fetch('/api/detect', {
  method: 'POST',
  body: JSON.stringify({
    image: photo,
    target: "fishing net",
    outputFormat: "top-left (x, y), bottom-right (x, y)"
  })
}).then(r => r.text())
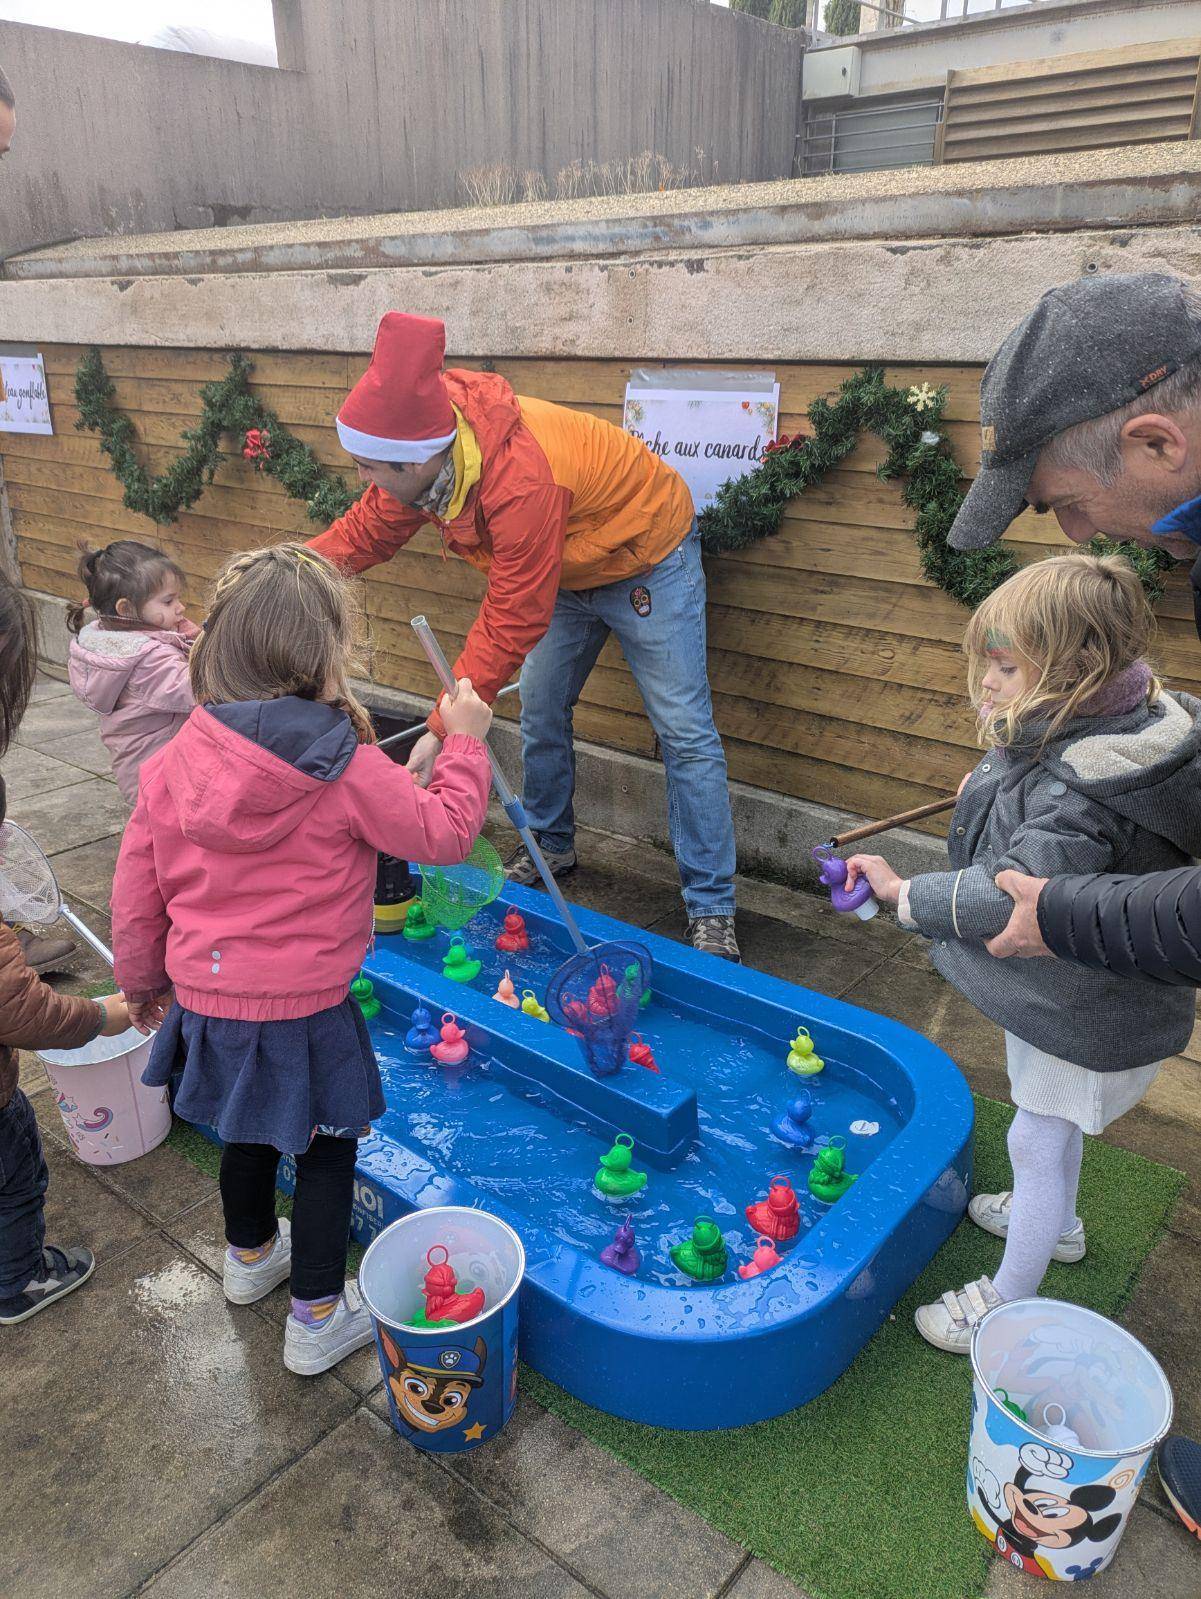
top-left (545, 940), bottom-right (652, 1078)
top-left (0, 820), bottom-right (62, 925)
top-left (418, 836), bottom-right (504, 932)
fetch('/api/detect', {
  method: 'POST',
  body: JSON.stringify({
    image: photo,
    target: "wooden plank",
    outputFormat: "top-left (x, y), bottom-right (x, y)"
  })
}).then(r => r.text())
top-left (945, 36), bottom-right (1201, 90)
top-left (943, 104), bottom-right (1194, 146)
top-left (949, 62), bottom-right (1199, 109)
top-left (721, 738), bottom-right (953, 833)
top-left (39, 346), bottom-right (351, 390)
top-left (7, 403), bottom-right (349, 470)
top-left (944, 124), bottom-right (1189, 162)
top-left (948, 79), bottom-right (1198, 125)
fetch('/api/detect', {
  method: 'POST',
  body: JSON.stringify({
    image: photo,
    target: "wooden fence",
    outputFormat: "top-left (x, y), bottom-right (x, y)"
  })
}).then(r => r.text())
top-left (7, 344), bottom-right (1201, 832)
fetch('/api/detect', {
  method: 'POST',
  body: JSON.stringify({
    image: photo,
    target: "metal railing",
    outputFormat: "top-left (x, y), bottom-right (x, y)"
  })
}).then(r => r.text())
top-left (797, 96), bottom-right (944, 176)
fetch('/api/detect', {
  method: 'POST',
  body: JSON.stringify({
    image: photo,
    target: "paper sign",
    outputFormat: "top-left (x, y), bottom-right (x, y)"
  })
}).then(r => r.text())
top-left (0, 355), bottom-right (53, 434)
top-left (623, 381), bottom-right (779, 511)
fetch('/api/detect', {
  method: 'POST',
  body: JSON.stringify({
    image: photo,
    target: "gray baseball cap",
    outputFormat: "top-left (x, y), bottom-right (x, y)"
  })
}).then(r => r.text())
top-left (949, 272), bottom-right (1201, 551)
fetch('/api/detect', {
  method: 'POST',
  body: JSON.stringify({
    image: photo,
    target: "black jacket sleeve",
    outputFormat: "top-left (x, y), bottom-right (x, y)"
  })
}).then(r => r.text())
top-left (1038, 866), bottom-right (1201, 986)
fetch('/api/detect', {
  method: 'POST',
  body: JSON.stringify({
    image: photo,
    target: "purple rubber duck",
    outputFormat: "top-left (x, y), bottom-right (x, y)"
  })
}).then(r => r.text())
top-left (812, 847), bottom-right (878, 921)
top-left (600, 1215), bottom-right (641, 1275)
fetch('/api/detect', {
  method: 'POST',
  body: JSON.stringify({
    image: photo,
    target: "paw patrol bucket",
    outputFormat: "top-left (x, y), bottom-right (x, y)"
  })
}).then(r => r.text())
top-left (360, 1206), bottom-right (524, 1455)
top-left (968, 1298), bottom-right (1172, 1581)
top-left (39, 1029), bottom-right (170, 1166)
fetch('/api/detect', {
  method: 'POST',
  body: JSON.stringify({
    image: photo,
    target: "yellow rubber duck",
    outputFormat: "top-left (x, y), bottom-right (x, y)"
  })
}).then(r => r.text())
top-left (787, 1026), bottom-right (824, 1076)
top-left (521, 989), bottom-right (550, 1022)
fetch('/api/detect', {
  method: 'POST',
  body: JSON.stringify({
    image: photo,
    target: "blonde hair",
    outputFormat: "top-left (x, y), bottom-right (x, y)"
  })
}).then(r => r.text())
top-left (965, 553), bottom-right (1159, 751)
top-left (190, 543), bottom-right (375, 744)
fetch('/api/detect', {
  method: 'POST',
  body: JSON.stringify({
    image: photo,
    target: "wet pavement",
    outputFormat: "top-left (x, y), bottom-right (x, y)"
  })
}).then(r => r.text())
top-left (4, 673), bottom-right (1199, 1599)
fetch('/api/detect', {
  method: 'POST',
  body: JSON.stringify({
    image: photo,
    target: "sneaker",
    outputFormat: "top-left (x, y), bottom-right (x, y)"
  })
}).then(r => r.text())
top-left (504, 844), bottom-right (577, 886)
top-left (0, 1245), bottom-right (95, 1325)
top-left (688, 916), bottom-right (741, 963)
top-left (223, 1217), bottom-right (292, 1305)
top-left (1158, 1435), bottom-right (1201, 1540)
top-left (14, 927), bottom-right (77, 974)
top-left (969, 1191), bottom-right (1087, 1262)
top-left (283, 1279), bottom-right (374, 1376)
top-left (914, 1275), bottom-right (1002, 1354)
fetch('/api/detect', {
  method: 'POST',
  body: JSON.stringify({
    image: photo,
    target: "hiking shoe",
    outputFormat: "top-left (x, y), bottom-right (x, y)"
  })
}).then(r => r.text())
top-left (1159, 1435), bottom-right (1201, 1540)
top-left (969, 1191), bottom-right (1087, 1262)
top-left (0, 1245), bottom-right (95, 1325)
top-left (14, 927), bottom-right (77, 974)
top-left (283, 1280), bottom-right (374, 1375)
top-left (504, 844), bottom-right (577, 886)
top-left (223, 1217), bottom-right (292, 1305)
top-left (688, 916), bottom-right (741, 963)
top-left (914, 1275), bottom-right (1002, 1354)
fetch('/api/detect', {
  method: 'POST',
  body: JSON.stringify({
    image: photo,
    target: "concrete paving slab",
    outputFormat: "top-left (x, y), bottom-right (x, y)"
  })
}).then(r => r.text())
top-left (68, 1117), bottom-right (224, 1225)
top-left (30, 672), bottom-right (73, 702)
top-left (7, 775), bottom-right (128, 854)
top-left (0, 740), bottom-right (92, 803)
top-left (724, 1558), bottom-right (815, 1599)
top-left (479, 816), bottom-right (682, 929)
top-left (15, 694), bottom-right (104, 750)
top-left (36, 724), bottom-right (115, 780)
top-left (46, 832), bottom-right (122, 914)
top-left (984, 1498), bottom-right (1200, 1596)
top-left (38, 1126), bottom-right (158, 1266)
top-left (141, 1406), bottom-right (594, 1599)
top-left (1, 1235), bottom-right (358, 1599)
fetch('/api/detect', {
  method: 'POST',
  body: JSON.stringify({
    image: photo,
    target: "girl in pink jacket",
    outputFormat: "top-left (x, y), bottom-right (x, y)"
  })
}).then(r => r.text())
top-left (68, 541), bottom-right (198, 805)
top-left (111, 544), bottom-right (492, 1376)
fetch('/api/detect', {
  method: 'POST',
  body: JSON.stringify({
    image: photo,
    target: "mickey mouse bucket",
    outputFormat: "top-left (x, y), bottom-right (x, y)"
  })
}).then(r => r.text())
top-left (968, 1299), bottom-right (1172, 1581)
top-left (359, 1206), bottom-right (524, 1455)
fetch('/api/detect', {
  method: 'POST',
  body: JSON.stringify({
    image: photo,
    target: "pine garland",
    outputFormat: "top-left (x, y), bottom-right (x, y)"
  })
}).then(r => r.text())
top-left (697, 364), bottom-right (1174, 608)
top-left (73, 347), bottom-right (362, 527)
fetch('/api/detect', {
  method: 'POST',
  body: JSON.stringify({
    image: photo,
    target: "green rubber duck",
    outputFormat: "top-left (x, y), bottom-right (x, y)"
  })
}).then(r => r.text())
top-left (787, 1026), bottom-right (824, 1076)
top-left (621, 961), bottom-right (653, 1011)
top-left (808, 1142), bottom-right (857, 1203)
top-left (350, 975), bottom-right (381, 1021)
top-left (670, 1216), bottom-right (728, 1282)
top-left (594, 1134), bottom-right (647, 1199)
top-left (442, 935), bottom-right (481, 984)
top-left (407, 1308), bottom-right (457, 1329)
top-left (402, 901), bottom-right (437, 942)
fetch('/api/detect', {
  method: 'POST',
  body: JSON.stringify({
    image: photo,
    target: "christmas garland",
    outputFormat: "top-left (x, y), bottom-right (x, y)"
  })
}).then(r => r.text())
top-left (73, 347), bottom-right (362, 526)
top-left (697, 364), bottom-right (1174, 607)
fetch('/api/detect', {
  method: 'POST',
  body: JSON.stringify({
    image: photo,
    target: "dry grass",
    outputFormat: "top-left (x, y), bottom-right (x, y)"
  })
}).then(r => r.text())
top-left (457, 148), bottom-right (718, 209)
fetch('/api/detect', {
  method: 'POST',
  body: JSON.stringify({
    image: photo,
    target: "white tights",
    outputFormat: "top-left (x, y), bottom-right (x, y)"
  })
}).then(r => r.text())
top-left (992, 1109), bottom-right (1084, 1302)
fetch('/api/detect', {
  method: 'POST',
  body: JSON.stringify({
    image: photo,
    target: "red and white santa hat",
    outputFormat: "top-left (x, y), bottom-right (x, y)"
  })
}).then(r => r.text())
top-left (336, 312), bottom-right (457, 463)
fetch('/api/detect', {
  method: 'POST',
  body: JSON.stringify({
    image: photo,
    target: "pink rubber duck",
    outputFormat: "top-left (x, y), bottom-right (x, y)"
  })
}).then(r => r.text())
top-left (493, 970), bottom-right (520, 1008)
top-left (495, 911), bottom-right (530, 953)
top-left (737, 1237), bottom-right (782, 1280)
top-left (430, 1013), bottom-right (469, 1065)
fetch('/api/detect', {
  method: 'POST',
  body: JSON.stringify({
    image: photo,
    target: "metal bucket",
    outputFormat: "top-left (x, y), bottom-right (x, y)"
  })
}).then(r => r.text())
top-left (38, 1028), bottom-right (170, 1166)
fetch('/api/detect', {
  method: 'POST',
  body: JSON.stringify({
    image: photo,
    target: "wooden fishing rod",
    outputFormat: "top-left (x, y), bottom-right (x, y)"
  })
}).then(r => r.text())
top-left (827, 795), bottom-right (958, 850)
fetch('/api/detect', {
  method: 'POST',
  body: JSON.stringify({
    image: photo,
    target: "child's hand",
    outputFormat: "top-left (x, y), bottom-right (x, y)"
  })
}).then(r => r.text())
top-left (844, 854), bottom-right (903, 905)
top-left (127, 989), bottom-right (174, 1035)
top-left (441, 677), bottom-right (493, 742)
top-left (96, 993), bottom-right (131, 1036)
top-left (957, 771), bottom-right (973, 797)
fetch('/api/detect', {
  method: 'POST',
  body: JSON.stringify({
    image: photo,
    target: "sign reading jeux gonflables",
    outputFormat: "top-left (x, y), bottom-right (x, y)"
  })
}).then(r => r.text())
top-left (0, 355), bottom-right (53, 435)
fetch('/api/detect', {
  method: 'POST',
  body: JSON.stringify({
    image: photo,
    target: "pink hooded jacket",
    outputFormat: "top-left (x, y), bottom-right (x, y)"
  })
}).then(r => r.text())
top-left (112, 698), bottom-right (491, 1020)
top-left (68, 620), bottom-right (198, 804)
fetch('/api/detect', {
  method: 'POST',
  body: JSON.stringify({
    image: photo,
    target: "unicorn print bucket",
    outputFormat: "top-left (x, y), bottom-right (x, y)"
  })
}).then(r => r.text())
top-left (38, 1029), bottom-right (170, 1165)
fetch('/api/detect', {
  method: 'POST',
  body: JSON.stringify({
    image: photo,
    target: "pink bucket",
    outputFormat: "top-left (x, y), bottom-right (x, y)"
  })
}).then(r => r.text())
top-left (38, 1029), bottom-right (170, 1165)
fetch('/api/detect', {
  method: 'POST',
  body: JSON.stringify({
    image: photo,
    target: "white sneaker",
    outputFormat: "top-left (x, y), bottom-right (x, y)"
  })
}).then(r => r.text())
top-left (223, 1217), bottom-right (292, 1305)
top-left (283, 1280), bottom-right (375, 1376)
top-left (914, 1276), bottom-right (1002, 1354)
top-left (968, 1191), bottom-right (1087, 1263)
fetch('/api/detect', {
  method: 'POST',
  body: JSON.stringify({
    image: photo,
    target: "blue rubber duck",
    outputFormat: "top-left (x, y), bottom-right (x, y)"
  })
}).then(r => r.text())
top-left (404, 1004), bottom-right (441, 1053)
top-left (772, 1091), bottom-right (815, 1151)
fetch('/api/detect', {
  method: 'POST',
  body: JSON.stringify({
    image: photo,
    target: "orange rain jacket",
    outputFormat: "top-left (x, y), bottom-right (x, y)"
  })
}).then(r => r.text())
top-left (308, 369), bottom-right (693, 738)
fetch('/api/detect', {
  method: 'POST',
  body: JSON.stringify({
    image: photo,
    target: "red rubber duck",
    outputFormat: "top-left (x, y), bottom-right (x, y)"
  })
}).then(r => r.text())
top-left (422, 1246), bottom-right (485, 1324)
top-left (745, 1174), bottom-right (801, 1241)
top-left (495, 911), bottom-right (530, 953)
top-left (628, 1034), bottom-right (660, 1073)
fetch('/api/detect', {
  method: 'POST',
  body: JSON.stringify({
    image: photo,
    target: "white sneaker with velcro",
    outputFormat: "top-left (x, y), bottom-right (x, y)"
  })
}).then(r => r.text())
top-left (223, 1217), bottom-right (292, 1305)
top-left (968, 1191), bottom-right (1087, 1263)
top-left (914, 1275), bottom-right (1003, 1354)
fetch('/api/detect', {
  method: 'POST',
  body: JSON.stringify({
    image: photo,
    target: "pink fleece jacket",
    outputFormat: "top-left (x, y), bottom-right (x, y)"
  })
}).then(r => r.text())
top-left (111, 703), bottom-right (491, 1019)
top-left (68, 620), bottom-right (198, 804)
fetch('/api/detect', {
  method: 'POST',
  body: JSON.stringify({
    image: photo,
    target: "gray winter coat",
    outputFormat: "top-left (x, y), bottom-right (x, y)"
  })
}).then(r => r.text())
top-left (906, 691), bottom-right (1201, 1071)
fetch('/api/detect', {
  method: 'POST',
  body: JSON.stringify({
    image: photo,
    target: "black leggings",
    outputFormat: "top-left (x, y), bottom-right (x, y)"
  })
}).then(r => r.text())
top-left (220, 1136), bottom-right (357, 1300)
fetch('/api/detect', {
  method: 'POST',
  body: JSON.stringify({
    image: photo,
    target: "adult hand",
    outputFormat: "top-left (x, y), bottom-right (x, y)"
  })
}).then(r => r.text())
top-left (985, 871), bottom-right (1051, 959)
top-left (127, 989), bottom-right (174, 1036)
top-left (406, 730), bottom-right (443, 789)
top-left (844, 853), bottom-right (903, 906)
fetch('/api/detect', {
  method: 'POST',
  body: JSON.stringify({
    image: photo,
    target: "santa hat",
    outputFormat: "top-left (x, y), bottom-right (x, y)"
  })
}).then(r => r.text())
top-left (336, 312), bottom-right (457, 463)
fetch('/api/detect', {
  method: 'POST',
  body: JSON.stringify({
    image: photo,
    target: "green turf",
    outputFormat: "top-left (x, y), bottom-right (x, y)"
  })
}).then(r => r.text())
top-left (166, 1100), bottom-right (1183, 1599)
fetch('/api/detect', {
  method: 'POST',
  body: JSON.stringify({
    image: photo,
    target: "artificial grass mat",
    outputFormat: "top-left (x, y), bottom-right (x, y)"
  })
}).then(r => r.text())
top-left (167, 1099), bottom-right (1183, 1599)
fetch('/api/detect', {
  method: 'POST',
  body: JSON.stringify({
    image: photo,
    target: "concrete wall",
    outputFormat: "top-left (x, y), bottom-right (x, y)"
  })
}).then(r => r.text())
top-left (0, 0), bottom-right (804, 260)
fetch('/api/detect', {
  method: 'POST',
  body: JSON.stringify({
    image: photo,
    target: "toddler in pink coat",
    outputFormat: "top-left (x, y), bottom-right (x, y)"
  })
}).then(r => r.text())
top-left (68, 541), bottom-right (197, 804)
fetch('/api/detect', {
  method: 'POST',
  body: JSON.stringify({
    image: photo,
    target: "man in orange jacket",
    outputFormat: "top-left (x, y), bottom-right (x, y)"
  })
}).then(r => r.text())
top-left (309, 313), bottom-right (738, 959)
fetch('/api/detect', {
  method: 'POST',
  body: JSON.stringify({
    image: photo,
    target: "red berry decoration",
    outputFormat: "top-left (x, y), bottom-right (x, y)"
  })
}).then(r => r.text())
top-left (242, 427), bottom-right (271, 468)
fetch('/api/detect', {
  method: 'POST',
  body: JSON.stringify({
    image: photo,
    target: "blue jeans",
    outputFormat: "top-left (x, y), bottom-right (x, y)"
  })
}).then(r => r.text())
top-left (519, 523), bottom-right (736, 919)
top-left (0, 1089), bottom-right (48, 1297)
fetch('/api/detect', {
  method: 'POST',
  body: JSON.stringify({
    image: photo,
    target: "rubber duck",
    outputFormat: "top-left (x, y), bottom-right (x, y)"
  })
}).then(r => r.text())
top-left (808, 1142), bottom-right (857, 1204)
top-left (430, 1013), bottom-right (470, 1066)
top-left (599, 1215), bottom-right (641, 1275)
top-left (670, 1216), bottom-right (727, 1282)
top-left (738, 1237), bottom-right (782, 1280)
top-left (404, 1004), bottom-right (441, 1053)
top-left (495, 910), bottom-right (530, 953)
top-left (493, 970), bottom-right (520, 1008)
top-left (350, 974), bottom-right (381, 1021)
top-left (588, 969), bottom-right (619, 1018)
top-left (415, 1245), bottom-right (485, 1325)
top-left (786, 1027), bottom-right (824, 1077)
top-left (620, 961), bottom-right (652, 1012)
top-left (521, 989), bottom-right (550, 1022)
top-left (402, 901), bottom-right (438, 942)
top-left (628, 1034), bottom-right (660, 1073)
top-left (772, 1091), bottom-right (814, 1150)
top-left (812, 846), bottom-right (878, 921)
top-left (745, 1174), bottom-right (801, 1241)
top-left (594, 1134), bottom-right (647, 1199)
top-left (442, 935), bottom-right (481, 984)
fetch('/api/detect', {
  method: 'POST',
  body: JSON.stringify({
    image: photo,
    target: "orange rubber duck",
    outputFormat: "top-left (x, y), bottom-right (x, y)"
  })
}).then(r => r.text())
top-left (493, 970), bottom-right (520, 1008)
top-left (745, 1174), bottom-right (801, 1241)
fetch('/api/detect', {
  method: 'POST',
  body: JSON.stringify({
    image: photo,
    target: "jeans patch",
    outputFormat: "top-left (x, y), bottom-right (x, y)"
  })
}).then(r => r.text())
top-left (629, 584), bottom-right (651, 618)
